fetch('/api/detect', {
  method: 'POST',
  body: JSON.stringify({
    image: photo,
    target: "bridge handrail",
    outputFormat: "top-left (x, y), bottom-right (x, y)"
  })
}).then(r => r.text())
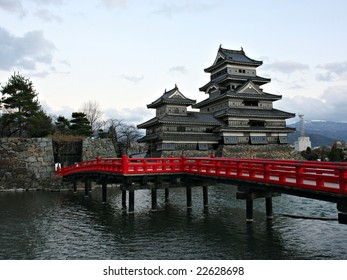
top-left (56, 155), bottom-right (347, 195)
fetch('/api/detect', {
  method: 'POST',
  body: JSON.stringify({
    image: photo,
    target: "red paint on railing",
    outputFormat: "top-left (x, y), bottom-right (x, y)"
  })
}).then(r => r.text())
top-left (56, 155), bottom-right (347, 196)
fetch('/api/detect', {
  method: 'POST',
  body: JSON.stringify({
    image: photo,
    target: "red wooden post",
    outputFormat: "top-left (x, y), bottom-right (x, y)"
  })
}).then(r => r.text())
top-left (339, 166), bottom-right (347, 195)
top-left (122, 155), bottom-right (128, 174)
top-left (180, 153), bottom-right (186, 172)
top-left (296, 164), bottom-right (304, 187)
top-left (215, 158), bottom-right (221, 175)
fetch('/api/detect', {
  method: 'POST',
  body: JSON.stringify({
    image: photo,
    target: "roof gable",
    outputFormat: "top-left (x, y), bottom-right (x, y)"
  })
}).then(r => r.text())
top-left (237, 81), bottom-right (263, 95)
top-left (147, 85), bottom-right (196, 108)
top-left (168, 89), bottom-right (186, 100)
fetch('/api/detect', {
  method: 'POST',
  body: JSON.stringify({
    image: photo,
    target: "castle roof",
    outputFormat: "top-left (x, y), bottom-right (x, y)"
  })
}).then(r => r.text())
top-left (199, 74), bottom-right (270, 91)
top-left (214, 108), bottom-right (295, 119)
top-left (147, 85), bottom-right (196, 108)
top-left (204, 46), bottom-right (263, 73)
top-left (137, 111), bottom-right (222, 129)
top-left (138, 132), bottom-right (221, 143)
top-left (194, 80), bottom-right (282, 109)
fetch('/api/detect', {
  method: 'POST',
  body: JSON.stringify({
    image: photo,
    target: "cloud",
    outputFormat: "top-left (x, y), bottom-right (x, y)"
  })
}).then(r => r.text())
top-left (104, 106), bottom-right (154, 125)
top-left (169, 66), bottom-right (188, 74)
top-left (0, 0), bottom-right (24, 14)
top-left (31, 0), bottom-right (64, 4)
top-left (316, 62), bottom-right (347, 81)
top-left (0, 26), bottom-right (56, 71)
top-left (34, 9), bottom-right (62, 23)
top-left (0, 0), bottom-right (63, 15)
top-left (121, 75), bottom-right (144, 83)
top-left (153, 0), bottom-right (223, 17)
top-left (263, 61), bottom-right (309, 74)
top-left (99, 0), bottom-right (128, 9)
top-left (59, 60), bottom-right (71, 67)
top-left (40, 100), bottom-right (74, 119)
top-left (278, 85), bottom-right (347, 122)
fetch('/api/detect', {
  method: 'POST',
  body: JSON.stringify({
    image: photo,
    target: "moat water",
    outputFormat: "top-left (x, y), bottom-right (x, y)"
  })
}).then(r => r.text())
top-left (0, 185), bottom-right (346, 260)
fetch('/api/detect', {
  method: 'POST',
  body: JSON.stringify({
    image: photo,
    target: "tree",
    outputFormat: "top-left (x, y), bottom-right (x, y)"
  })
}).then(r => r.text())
top-left (69, 112), bottom-right (92, 136)
top-left (26, 110), bottom-right (53, 137)
top-left (118, 124), bottom-right (142, 155)
top-left (300, 147), bottom-right (319, 161)
top-left (0, 73), bottom-right (52, 137)
top-left (54, 115), bottom-right (70, 135)
top-left (328, 143), bottom-right (344, 162)
top-left (80, 100), bottom-right (103, 133)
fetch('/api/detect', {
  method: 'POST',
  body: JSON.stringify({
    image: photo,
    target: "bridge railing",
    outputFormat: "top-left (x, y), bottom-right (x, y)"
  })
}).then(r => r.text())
top-left (124, 156), bottom-right (182, 174)
top-left (57, 155), bottom-right (347, 195)
top-left (56, 156), bottom-right (123, 176)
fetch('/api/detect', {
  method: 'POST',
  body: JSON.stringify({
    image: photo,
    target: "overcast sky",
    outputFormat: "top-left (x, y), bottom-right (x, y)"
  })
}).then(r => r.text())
top-left (1, 0), bottom-right (347, 124)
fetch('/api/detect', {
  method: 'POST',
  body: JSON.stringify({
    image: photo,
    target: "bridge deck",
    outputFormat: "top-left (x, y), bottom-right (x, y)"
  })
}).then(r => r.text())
top-left (57, 155), bottom-right (347, 197)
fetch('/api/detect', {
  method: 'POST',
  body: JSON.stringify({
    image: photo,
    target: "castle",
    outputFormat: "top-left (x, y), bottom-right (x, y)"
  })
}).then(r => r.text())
top-left (137, 46), bottom-right (296, 158)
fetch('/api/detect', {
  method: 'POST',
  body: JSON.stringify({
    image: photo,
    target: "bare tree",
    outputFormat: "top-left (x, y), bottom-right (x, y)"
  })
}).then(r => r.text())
top-left (80, 100), bottom-right (103, 133)
top-left (118, 124), bottom-right (142, 155)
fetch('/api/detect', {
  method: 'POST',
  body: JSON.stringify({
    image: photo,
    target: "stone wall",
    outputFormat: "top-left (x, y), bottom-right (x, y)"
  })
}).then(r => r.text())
top-left (0, 137), bottom-right (119, 191)
top-left (82, 138), bottom-right (118, 160)
top-left (218, 144), bottom-right (304, 160)
top-left (0, 138), bottom-right (61, 191)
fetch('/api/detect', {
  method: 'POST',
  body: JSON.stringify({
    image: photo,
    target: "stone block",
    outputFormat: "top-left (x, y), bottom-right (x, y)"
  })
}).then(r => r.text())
top-left (27, 156), bottom-right (37, 163)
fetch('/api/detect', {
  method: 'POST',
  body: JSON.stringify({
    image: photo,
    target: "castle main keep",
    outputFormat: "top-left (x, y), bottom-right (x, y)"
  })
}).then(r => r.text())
top-left (137, 46), bottom-right (296, 158)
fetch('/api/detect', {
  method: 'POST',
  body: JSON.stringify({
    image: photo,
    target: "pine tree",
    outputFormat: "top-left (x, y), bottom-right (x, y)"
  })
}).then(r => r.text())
top-left (69, 112), bottom-right (92, 137)
top-left (0, 73), bottom-right (52, 137)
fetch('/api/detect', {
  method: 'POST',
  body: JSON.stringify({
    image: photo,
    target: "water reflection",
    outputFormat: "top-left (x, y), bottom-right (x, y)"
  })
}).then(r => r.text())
top-left (0, 185), bottom-right (346, 260)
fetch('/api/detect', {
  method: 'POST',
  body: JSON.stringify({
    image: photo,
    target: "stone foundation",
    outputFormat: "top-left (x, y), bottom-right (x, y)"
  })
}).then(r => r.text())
top-left (218, 144), bottom-right (304, 160)
top-left (82, 138), bottom-right (118, 160)
top-left (149, 144), bottom-right (303, 160)
top-left (0, 138), bottom-right (62, 191)
top-left (0, 137), bottom-right (119, 191)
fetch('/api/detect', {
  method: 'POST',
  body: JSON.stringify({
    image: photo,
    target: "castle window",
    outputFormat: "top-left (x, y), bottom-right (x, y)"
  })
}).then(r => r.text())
top-left (250, 136), bottom-right (268, 144)
top-left (243, 100), bottom-right (258, 107)
top-left (249, 120), bottom-right (265, 127)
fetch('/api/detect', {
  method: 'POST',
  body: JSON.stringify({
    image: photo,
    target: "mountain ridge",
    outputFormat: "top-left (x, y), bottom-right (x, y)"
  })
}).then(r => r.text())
top-left (288, 120), bottom-right (347, 147)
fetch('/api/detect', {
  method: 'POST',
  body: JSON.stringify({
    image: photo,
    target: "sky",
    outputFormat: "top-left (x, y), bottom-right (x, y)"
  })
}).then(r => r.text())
top-left (1, 0), bottom-right (347, 125)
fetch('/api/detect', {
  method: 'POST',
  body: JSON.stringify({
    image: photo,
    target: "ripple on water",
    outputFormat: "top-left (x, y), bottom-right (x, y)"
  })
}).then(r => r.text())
top-left (0, 187), bottom-right (347, 260)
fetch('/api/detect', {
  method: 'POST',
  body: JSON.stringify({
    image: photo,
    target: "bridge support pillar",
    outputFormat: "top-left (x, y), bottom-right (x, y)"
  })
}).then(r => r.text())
top-left (266, 197), bottom-right (273, 219)
top-left (337, 200), bottom-right (347, 224)
top-left (186, 186), bottom-right (192, 209)
top-left (122, 190), bottom-right (127, 210)
top-left (203, 186), bottom-right (208, 209)
top-left (102, 182), bottom-right (107, 203)
top-left (246, 196), bottom-right (253, 223)
top-left (151, 188), bottom-right (157, 211)
top-left (73, 181), bottom-right (77, 193)
top-left (88, 180), bottom-right (92, 193)
top-left (84, 181), bottom-right (89, 197)
top-left (237, 186), bottom-right (280, 223)
top-left (129, 190), bottom-right (135, 214)
top-left (165, 188), bottom-right (169, 203)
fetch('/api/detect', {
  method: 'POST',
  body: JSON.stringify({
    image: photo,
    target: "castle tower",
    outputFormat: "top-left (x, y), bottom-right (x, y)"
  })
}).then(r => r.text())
top-left (193, 45), bottom-right (295, 146)
top-left (137, 85), bottom-right (221, 157)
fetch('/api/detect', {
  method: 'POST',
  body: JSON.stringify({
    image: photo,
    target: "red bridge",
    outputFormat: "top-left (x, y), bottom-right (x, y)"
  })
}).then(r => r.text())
top-left (57, 155), bottom-right (347, 224)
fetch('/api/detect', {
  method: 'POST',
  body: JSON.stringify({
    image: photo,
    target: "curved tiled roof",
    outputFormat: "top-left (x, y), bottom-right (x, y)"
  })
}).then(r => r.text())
top-left (137, 112), bottom-right (223, 128)
top-left (204, 46), bottom-right (263, 73)
top-left (193, 91), bottom-right (282, 108)
top-left (147, 85), bottom-right (196, 108)
top-left (199, 74), bottom-right (270, 91)
top-left (214, 108), bottom-right (295, 119)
